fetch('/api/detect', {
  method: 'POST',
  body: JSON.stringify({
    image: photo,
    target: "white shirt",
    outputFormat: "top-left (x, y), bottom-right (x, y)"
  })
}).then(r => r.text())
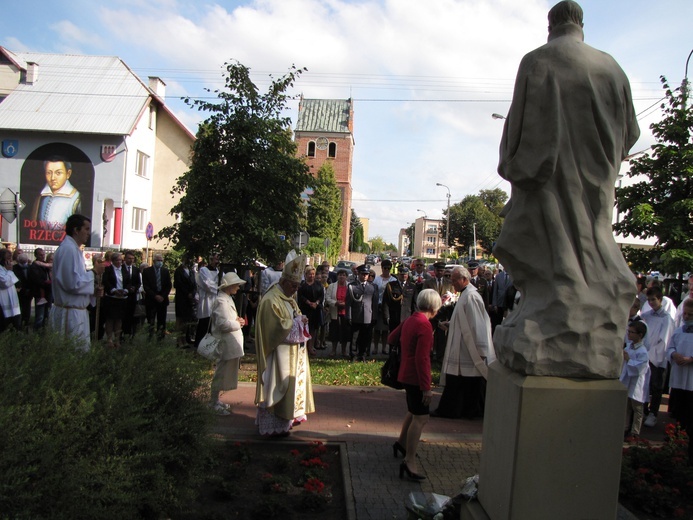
top-left (196, 267), bottom-right (219, 319)
top-left (440, 284), bottom-right (495, 380)
top-left (641, 308), bottom-right (675, 368)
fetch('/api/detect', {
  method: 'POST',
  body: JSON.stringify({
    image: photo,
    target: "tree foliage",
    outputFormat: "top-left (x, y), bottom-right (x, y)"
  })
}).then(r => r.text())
top-left (306, 162), bottom-right (342, 261)
top-left (614, 77), bottom-right (693, 276)
top-left (159, 62), bottom-right (311, 262)
top-left (447, 188), bottom-right (508, 255)
top-left (349, 209), bottom-right (364, 253)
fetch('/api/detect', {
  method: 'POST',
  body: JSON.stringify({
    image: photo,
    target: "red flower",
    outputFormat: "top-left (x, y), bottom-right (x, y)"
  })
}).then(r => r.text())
top-left (262, 472), bottom-right (273, 479)
top-left (304, 477), bottom-right (325, 494)
top-left (636, 468), bottom-right (650, 475)
top-left (290, 449), bottom-right (300, 456)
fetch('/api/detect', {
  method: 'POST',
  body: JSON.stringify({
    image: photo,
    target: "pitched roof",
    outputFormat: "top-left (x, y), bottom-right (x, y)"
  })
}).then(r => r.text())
top-left (0, 47), bottom-right (153, 136)
top-left (295, 98), bottom-right (351, 134)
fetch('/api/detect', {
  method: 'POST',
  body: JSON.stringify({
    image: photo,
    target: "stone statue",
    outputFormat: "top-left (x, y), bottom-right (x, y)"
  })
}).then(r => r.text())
top-left (492, 0), bottom-right (640, 379)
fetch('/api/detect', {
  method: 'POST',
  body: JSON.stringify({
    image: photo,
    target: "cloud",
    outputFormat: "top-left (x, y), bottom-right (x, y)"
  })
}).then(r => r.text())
top-left (49, 20), bottom-right (107, 53)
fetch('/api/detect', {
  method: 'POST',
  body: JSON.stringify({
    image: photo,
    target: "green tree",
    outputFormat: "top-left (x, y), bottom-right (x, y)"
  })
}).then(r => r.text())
top-left (349, 209), bottom-right (364, 252)
top-left (306, 162), bottom-right (342, 261)
top-left (614, 77), bottom-right (693, 276)
top-left (370, 236), bottom-right (386, 254)
top-left (159, 62), bottom-right (311, 262)
top-left (405, 222), bottom-right (415, 255)
top-left (448, 189), bottom-right (507, 256)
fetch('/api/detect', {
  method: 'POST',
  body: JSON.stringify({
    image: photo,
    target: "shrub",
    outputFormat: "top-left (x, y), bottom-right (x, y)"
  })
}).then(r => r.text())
top-left (0, 330), bottom-right (214, 519)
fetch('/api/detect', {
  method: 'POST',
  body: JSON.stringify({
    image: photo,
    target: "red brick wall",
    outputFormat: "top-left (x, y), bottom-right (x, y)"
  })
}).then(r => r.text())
top-left (295, 132), bottom-right (353, 257)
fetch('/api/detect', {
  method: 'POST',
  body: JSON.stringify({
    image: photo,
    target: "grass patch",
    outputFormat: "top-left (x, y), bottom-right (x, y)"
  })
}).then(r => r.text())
top-left (238, 354), bottom-right (441, 387)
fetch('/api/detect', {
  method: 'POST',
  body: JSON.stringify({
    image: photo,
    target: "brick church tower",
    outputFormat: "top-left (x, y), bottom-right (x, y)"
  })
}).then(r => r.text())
top-left (294, 97), bottom-right (353, 258)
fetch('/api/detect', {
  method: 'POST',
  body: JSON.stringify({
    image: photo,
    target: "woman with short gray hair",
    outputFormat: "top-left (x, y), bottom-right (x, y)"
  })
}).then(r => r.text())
top-left (389, 288), bottom-right (442, 480)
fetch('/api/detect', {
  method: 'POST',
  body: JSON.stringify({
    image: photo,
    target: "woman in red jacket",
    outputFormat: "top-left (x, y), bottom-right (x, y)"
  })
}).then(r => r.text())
top-left (389, 288), bottom-right (442, 481)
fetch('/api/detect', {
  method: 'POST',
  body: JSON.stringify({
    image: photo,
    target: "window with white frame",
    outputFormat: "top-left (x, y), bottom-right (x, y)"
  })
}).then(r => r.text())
top-left (426, 225), bottom-right (438, 234)
top-left (307, 141), bottom-right (316, 157)
top-left (427, 236), bottom-right (436, 243)
top-left (426, 248), bottom-right (435, 255)
top-left (136, 151), bottom-right (150, 178)
top-left (132, 207), bottom-right (147, 232)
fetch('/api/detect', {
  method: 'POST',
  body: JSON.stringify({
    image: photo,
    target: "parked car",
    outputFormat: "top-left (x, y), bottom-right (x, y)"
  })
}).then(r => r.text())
top-left (335, 260), bottom-right (357, 271)
top-left (365, 254), bottom-right (378, 265)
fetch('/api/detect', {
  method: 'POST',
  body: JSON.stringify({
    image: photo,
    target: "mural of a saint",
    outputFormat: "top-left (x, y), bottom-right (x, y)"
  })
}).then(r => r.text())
top-left (31, 155), bottom-right (82, 229)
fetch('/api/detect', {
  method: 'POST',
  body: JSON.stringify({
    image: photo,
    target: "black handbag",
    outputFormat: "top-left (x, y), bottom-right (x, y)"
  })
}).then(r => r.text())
top-left (380, 336), bottom-right (404, 390)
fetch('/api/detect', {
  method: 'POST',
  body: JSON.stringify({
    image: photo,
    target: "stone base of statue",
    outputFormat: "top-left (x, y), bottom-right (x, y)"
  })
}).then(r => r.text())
top-left (461, 362), bottom-right (626, 520)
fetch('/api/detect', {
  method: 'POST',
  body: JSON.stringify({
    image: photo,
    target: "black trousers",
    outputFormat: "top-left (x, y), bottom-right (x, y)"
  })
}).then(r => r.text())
top-left (435, 374), bottom-right (486, 419)
top-left (146, 300), bottom-right (168, 339)
top-left (351, 322), bottom-right (373, 358)
top-left (195, 317), bottom-right (211, 348)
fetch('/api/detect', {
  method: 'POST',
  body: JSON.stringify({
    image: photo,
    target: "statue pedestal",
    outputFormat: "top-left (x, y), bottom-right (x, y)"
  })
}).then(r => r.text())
top-left (462, 362), bottom-right (626, 520)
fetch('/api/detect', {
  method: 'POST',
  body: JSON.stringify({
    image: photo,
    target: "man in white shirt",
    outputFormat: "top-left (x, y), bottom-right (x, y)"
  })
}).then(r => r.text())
top-left (49, 214), bottom-right (104, 351)
top-left (194, 253), bottom-right (221, 348)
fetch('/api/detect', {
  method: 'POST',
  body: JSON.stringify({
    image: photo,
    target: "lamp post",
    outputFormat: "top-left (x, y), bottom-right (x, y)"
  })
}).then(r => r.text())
top-left (435, 182), bottom-right (451, 259)
top-left (491, 113), bottom-right (507, 120)
top-left (683, 48), bottom-right (693, 109)
top-left (473, 222), bottom-right (477, 260)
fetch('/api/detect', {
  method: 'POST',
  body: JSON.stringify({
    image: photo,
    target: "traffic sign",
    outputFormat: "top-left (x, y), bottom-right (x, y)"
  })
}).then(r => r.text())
top-left (145, 222), bottom-right (154, 241)
top-left (0, 188), bottom-right (25, 223)
top-left (293, 231), bottom-right (309, 249)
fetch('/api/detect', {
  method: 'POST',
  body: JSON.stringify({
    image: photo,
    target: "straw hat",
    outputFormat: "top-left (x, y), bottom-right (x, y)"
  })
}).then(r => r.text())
top-left (218, 272), bottom-right (246, 290)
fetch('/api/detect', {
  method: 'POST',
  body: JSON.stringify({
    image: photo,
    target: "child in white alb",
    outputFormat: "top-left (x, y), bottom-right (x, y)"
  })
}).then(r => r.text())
top-left (620, 320), bottom-right (650, 438)
top-left (666, 299), bottom-right (693, 463)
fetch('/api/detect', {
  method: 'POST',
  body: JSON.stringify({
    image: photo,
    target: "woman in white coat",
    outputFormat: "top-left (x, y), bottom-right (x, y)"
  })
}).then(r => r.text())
top-left (210, 272), bottom-right (246, 415)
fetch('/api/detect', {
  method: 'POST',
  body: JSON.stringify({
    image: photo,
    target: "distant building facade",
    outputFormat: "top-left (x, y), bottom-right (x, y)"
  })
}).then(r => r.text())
top-left (412, 216), bottom-right (446, 259)
top-left (0, 47), bottom-right (194, 253)
top-left (293, 98), bottom-right (354, 257)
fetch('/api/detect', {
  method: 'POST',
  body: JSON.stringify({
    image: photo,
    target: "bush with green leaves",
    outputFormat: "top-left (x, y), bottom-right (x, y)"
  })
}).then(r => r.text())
top-left (0, 330), bottom-right (214, 520)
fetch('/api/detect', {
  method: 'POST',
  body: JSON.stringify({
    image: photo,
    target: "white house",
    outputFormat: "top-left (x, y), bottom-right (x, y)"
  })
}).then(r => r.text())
top-left (0, 47), bottom-right (194, 253)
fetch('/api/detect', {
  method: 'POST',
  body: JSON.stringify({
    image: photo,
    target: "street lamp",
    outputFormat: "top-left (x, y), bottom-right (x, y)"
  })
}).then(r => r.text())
top-left (683, 48), bottom-right (693, 109)
top-left (435, 183), bottom-right (451, 257)
top-left (416, 209), bottom-right (427, 219)
top-left (491, 113), bottom-right (506, 120)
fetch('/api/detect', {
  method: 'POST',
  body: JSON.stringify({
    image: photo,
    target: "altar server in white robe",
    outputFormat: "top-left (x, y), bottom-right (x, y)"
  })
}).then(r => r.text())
top-left (49, 214), bottom-right (104, 351)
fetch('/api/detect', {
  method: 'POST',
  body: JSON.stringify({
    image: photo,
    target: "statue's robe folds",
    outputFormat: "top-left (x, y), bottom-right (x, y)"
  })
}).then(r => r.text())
top-left (493, 24), bottom-right (640, 379)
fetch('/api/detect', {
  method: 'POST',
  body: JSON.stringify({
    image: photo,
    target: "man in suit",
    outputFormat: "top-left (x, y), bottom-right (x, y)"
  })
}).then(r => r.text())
top-left (467, 261), bottom-right (489, 309)
top-left (424, 262), bottom-right (454, 361)
top-left (142, 253), bottom-right (172, 340)
top-left (490, 266), bottom-right (514, 333)
top-left (13, 252), bottom-right (33, 331)
top-left (121, 250), bottom-right (142, 340)
top-left (174, 253), bottom-right (197, 347)
top-left (29, 248), bottom-right (52, 331)
top-left (345, 264), bottom-right (379, 361)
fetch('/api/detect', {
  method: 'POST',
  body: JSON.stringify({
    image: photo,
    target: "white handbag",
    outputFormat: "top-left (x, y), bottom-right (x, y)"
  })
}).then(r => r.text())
top-left (197, 313), bottom-right (220, 361)
top-left (197, 333), bottom-right (220, 360)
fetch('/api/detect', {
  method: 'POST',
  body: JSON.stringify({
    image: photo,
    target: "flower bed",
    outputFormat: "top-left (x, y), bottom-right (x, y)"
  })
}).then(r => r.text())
top-left (620, 423), bottom-right (693, 519)
top-left (173, 440), bottom-right (347, 519)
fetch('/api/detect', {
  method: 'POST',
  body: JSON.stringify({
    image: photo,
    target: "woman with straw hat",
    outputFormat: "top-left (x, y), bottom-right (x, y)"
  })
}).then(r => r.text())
top-left (209, 271), bottom-right (246, 415)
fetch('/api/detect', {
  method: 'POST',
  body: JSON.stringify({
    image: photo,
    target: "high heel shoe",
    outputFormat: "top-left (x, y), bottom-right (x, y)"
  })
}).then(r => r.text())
top-left (399, 461), bottom-right (426, 481)
top-left (392, 441), bottom-right (406, 458)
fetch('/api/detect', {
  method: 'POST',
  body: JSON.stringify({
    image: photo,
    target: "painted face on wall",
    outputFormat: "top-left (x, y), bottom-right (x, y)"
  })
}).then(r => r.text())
top-left (45, 161), bottom-right (72, 193)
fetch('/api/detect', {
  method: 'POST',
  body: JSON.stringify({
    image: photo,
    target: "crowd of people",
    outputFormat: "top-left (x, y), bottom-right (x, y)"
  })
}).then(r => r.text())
top-left (621, 273), bottom-right (693, 457)
top-left (3, 212), bottom-right (692, 467)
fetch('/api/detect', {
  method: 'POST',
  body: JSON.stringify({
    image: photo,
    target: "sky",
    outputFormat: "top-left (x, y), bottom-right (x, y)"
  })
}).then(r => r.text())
top-left (1, 0), bottom-right (691, 246)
